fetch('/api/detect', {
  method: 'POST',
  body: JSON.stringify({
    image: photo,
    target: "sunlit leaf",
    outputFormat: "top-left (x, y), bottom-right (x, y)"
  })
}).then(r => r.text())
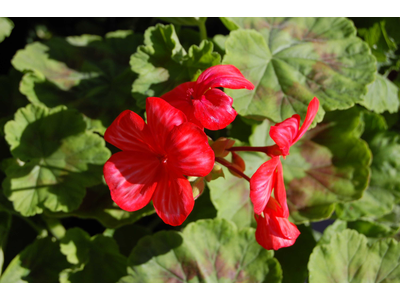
top-left (308, 229), bottom-right (400, 282)
top-left (2, 104), bottom-right (111, 216)
top-left (121, 218), bottom-right (282, 283)
top-left (222, 17), bottom-right (376, 123)
top-left (0, 211), bottom-right (11, 276)
top-left (0, 18), bottom-right (14, 43)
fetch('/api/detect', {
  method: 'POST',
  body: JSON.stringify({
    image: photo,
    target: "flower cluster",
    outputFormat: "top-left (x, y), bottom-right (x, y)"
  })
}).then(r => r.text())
top-left (103, 64), bottom-right (319, 251)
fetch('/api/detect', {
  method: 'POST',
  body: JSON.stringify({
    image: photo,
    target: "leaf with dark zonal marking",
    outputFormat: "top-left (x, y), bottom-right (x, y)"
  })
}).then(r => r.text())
top-left (120, 218), bottom-right (282, 283)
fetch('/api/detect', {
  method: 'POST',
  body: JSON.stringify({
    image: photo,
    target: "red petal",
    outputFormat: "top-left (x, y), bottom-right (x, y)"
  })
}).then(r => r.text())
top-left (152, 171), bottom-right (194, 226)
top-left (255, 203), bottom-right (300, 250)
top-left (192, 89), bottom-right (237, 130)
top-left (293, 97), bottom-right (320, 144)
top-left (160, 82), bottom-right (203, 128)
top-left (103, 151), bottom-right (160, 211)
top-left (250, 156), bottom-right (280, 215)
top-left (166, 122), bottom-right (214, 177)
top-left (146, 97), bottom-right (187, 150)
top-left (193, 65), bottom-right (254, 97)
top-left (269, 115), bottom-right (300, 157)
top-left (104, 110), bottom-right (155, 153)
top-left (274, 161), bottom-right (289, 218)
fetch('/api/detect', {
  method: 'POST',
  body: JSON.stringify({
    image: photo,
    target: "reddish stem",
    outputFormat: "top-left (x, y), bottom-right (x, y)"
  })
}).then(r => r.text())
top-left (215, 157), bottom-right (251, 182)
top-left (227, 145), bottom-right (282, 157)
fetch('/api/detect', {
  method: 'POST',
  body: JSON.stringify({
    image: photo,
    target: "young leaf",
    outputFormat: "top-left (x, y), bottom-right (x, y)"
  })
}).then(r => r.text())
top-left (308, 229), bottom-right (400, 282)
top-left (121, 218), bottom-right (282, 283)
top-left (130, 24), bottom-right (220, 107)
top-left (222, 18), bottom-right (376, 123)
top-left (0, 18), bottom-right (14, 43)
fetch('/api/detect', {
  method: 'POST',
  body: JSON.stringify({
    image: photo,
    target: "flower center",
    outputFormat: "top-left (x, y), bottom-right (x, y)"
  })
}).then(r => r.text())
top-left (157, 154), bottom-right (168, 164)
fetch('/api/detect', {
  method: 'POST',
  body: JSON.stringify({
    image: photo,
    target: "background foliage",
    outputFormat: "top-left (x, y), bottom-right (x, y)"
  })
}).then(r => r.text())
top-left (0, 17), bottom-right (400, 283)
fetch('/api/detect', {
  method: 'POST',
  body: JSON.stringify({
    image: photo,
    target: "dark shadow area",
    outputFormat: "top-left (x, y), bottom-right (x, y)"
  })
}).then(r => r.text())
top-left (61, 217), bottom-right (105, 237)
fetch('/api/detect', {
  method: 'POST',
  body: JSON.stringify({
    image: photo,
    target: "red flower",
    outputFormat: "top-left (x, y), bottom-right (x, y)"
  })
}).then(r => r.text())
top-left (255, 197), bottom-right (300, 251)
top-left (250, 156), bottom-right (287, 216)
top-left (250, 156), bottom-right (300, 250)
top-left (161, 65), bottom-right (254, 130)
top-left (269, 97), bottom-right (319, 157)
top-left (103, 97), bottom-right (215, 226)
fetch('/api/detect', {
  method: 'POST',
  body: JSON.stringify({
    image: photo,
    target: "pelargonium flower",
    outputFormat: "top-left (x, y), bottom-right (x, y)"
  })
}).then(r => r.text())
top-left (255, 197), bottom-right (300, 250)
top-left (250, 156), bottom-right (300, 250)
top-left (250, 156), bottom-right (287, 215)
top-left (103, 97), bottom-right (214, 226)
top-left (269, 97), bottom-right (319, 157)
top-left (161, 65), bottom-right (254, 130)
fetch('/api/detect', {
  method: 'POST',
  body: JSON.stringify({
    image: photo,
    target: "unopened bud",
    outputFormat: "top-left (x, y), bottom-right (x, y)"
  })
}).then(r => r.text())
top-left (210, 137), bottom-right (236, 158)
top-left (228, 152), bottom-right (246, 178)
top-left (205, 163), bottom-right (225, 182)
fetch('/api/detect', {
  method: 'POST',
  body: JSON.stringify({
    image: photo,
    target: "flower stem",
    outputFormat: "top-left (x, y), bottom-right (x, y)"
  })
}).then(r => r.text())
top-left (198, 22), bottom-right (207, 41)
top-left (227, 145), bottom-right (282, 157)
top-left (215, 157), bottom-right (251, 182)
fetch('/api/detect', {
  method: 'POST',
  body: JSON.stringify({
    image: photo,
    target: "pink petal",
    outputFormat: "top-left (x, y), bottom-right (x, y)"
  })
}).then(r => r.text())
top-left (152, 170), bottom-right (194, 226)
top-left (165, 122), bottom-right (214, 177)
top-left (103, 151), bottom-right (161, 211)
top-left (104, 110), bottom-right (155, 153)
top-left (293, 97), bottom-right (320, 144)
top-left (192, 89), bottom-right (237, 130)
top-left (193, 65), bottom-right (254, 97)
top-left (274, 161), bottom-right (289, 218)
top-left (255, 201), bottom-right (300, 250)
top-left (269, 115), bottom-right (300, 157)
top-left (146, 97), bottom-right (188, 149)
top-left (250, 156), bottom-right (280, 215)
top-left (160, 82), bottom-right (203, 128)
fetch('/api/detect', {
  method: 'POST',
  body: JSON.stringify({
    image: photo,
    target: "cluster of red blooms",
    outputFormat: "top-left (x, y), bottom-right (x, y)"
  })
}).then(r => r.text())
top-left (103, 65), bottom-right (319, 250)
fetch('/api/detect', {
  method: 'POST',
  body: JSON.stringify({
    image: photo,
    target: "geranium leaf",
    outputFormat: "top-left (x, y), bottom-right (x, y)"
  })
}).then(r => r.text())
top-left (280, 107), bottom-right (371, 223)
top-left (121, 218), bottom-right (282, 283)
top-left (0, 211), bottom-right (11, 276)
top-left (337, 130), bottom-right (400, 221)
top-left (130, 24), bottom-right (220, 108)
top-left (359, 73), bottom-right (400, 113)
top-left (207, 152), bottom-right (264, 229)
top-left (0, 18), bottom-right (14, 43)
top-left (11, 30), bottom-right (142, 127)
top-left (158, 17), bottom-right (207, 27)
top-left (59, 228), bottom-right (126, 283)
top-left (45, 184), bottom-right (155, 229)
top-left (0, 237), bottom-right (69, 283)
top-left (274, 224), bottom-right (316, 283)
top-left (2, 104), bottom-right (111, 216)
top-left (308, 229), bottom-right (400, 282)
top-left (222, 18), bottom-right (376, 123)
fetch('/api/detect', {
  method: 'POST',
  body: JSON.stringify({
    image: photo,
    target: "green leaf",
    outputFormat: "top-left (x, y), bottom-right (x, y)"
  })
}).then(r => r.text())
top-left (130, 24), bottom-right (220, 108)
top-left (337, 131), bottom-right (400, 221)
top-left (274, 224), bottom-right (316, 283)
top-left (0, 237), bottom-right (69, 283)
top-left (0, 211), bottom-right (11, 276)
top-left (158, 17), bottom-right (207, 27)
top-left (0, 18), bottom-right (14, 43)
top-left (308, 229), bottom-right (400, 282)
top-left (59, 228), bottom-right (126, 283)
top-left (11, 30), bottom-right (142, 127)
top-left (281, 107), bottom-right (371, 223)
top-left (359, 73), bottom-right (400, 114)
top-left (207, 152), bottom-right (264, 229)
top-left (317, 219), bottom-right (347, 245)
top-left (121, 218), bottom-right (282, 283)
top-left (45, 184), bottom-right (155, 229)
top-left (2, 104), bottom-right (111, 216)
top-left (222, 18), bottom-right (376, 123)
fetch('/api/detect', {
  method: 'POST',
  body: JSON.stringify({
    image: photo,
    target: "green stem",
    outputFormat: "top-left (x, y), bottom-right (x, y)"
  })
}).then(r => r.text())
top-left (42, 216), bottom-right (66, 240)
top-left (198, 22), bottom-right (207, 41)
